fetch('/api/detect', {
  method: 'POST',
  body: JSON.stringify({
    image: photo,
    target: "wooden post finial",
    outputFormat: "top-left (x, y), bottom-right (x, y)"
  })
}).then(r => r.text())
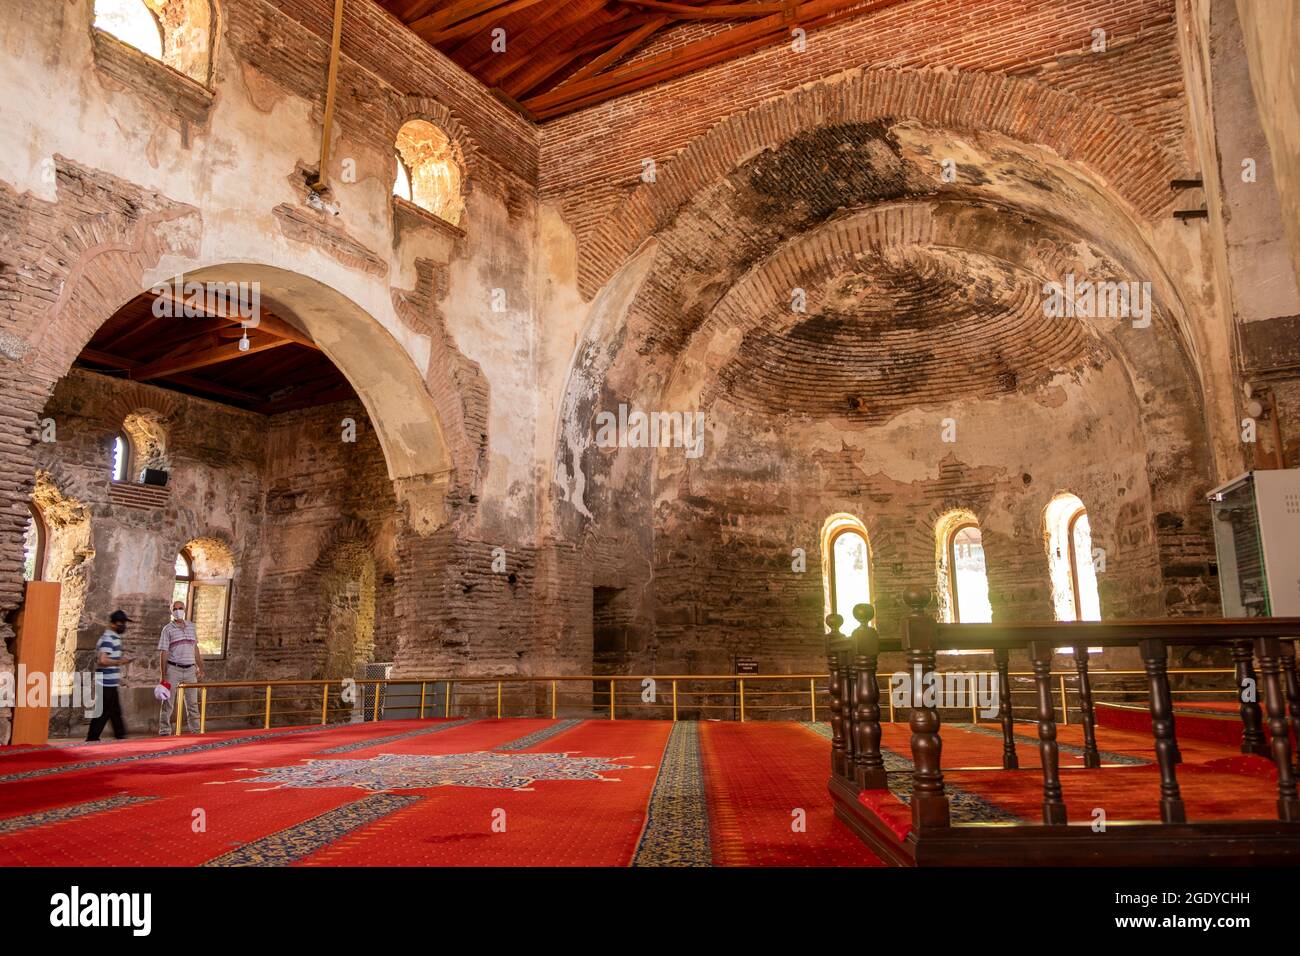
top-left (903, 586), bottom-right (933, 614)
top-left (826, 612), bottom-right (844, 635)
top-left (852, 603), bottom-right (875, 626)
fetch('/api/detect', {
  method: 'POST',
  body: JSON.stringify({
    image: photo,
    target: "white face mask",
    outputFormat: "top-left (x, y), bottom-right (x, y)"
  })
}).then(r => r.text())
top-left (172, 608), bottom-right (185, 621)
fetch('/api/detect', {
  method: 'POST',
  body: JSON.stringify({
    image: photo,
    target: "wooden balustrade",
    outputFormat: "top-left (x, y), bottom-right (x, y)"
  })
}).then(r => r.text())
top-left (826, 588), bottom-right (1300, 865)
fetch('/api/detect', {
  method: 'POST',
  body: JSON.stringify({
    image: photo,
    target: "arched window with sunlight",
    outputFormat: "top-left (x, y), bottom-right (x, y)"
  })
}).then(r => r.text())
top-left (1045, 493), bottom-right (1101, 622)
top-left (936, 514), bottom-right (992, 624)
top-left (822, 514), bottom-right (872, 634)
top-left (23, 503), bottom-right (46, 583)
top-left (392, 120), bottom-right (465, 225)
top-left (94, 0), bottom-right (164, 61)
top-left (111, 433), bottom-right (130, 482)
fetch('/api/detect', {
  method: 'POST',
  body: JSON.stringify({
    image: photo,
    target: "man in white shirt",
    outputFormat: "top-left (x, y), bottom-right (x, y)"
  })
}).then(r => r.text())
top-left (158, 599), bottom-right (204, 735)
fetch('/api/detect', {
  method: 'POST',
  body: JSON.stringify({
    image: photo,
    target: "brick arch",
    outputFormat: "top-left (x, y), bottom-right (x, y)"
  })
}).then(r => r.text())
top-left (577, 67), bottom-right (1182, 298)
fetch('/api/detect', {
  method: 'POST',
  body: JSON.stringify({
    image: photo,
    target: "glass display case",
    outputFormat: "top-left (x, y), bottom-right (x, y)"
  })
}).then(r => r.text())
top-left (1207, 470), bottom-right (1300, 617)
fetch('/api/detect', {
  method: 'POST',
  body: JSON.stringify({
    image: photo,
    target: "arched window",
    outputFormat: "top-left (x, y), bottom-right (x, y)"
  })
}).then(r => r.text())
top-left (111, 433), bottom-right (131, 482)
top-left (22, 504), bottom-right (46, 583)
top-left (944, 521), bottom-right (992, 624)
top-left (1045, 493), bottom-right (1101, 623)
top-left (172, 549), bottom-right (193, 609)
top-left (94, 0), bottom-right (164, 61)
top-left (822, 514), bottom-right (872, 634)
top-left (392, 120), bottom-right (465, 225)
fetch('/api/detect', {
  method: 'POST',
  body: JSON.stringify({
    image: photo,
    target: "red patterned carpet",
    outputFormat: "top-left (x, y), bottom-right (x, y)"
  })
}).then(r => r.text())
top-left (0, 717), bottom-right (1283, 866)
top-left (0, 717), bottom-right (876, 867)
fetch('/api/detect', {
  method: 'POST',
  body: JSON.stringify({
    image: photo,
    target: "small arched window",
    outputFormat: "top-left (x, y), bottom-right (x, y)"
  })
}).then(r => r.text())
top-left (94, 0), bottom-right (164, 61)
top-left (947, 523), bottom-right (992, 624)
top-left (23, 503), bottom-right (47, 583)
top-left (111, 433), bottom-right (131, 482)
top-left (1046, 493), bottom-right (1101, 623)
top-left (392, 120), bottom-right (465, 225)
top-left (822, 514), bottom-right (872, 634)
top-left (172, 549), bottom-right (193, 610)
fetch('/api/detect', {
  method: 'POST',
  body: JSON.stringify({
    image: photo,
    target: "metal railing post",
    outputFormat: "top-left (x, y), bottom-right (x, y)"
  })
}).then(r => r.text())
top-left (175, 685), bottom-right (184, 735)
top-left (419, 681), bottom-right (426, 719)
top-left (199, 687), bottom-right (207, 735)
top-left (373, 682), bottom-right (381, 722)
top-left (672, 680), bottom-right (678, 721)
top-left (321, 684), bottom-right (329, 725)
top-left (264, 684), bottom-right (272, 729)
top-left (497, 680), bottom-right (502, 719)
top-left (551, 680), bottom-right (557, 719)
top-left (810, 677), bottom-right (816, 721)
top-left (1059, 674), bottom-right (1069, 726)
top-left (609, 679), bottom-right (615, 720)
top-left (739, 679), bottom-right (745, 722)
top-left (445, 680), bottom-right (452, 718)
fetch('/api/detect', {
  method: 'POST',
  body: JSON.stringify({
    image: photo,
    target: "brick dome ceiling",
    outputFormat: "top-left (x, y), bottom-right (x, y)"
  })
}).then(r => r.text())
top-left (708, 246), bottom-right (1098, 423)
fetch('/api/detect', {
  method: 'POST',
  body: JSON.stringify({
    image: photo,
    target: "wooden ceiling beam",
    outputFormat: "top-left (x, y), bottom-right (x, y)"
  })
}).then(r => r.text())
top-left (131, 333), bottom-right (296, 382)
top-left (564, 15), bottom-right (669, 86)
top-left (407, 0), bottom-right (510, 35)
top-left (524, 0), bottom-right (905, 118)
top-left (146, 292), bottom-right (319, 349)
top-left (76, 349), bottom-right (266, 404)
top-left (416, 0), bottom-right (548, 42)
top-left (617, 1), bottom-right (784, 18)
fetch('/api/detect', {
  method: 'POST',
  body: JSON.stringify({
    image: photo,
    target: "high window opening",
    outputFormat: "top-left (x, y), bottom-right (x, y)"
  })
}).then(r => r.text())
top-left (1046, 493), bottom-right (1101, 623)
top-left (936, 510), bottom-right (992, 625)
top-left (111, 433), bottom-right (130, 482)
top-left (392, 120), bottom-right (465, 225)
top-left (22, 504), bottom-right (46, 583)
top-left (94, 0), bottom-right (164, 61)
top-left (822, 514), bottom-right (872, 634)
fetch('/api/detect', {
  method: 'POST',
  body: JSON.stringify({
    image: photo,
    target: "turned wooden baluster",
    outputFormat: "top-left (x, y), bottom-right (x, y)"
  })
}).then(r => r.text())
top-left (994, 646), bottom-right (1018, 770)
top-left (1233, 640), bottom-right (1269, 756)
top-left (1029, 641), bottom-right (1067, 824)
top-left (902, 587), bottom-right (949, 829)
top-left (1253, 636), bottom-right (1300, 822)
top-left (843, 619), bottom-right (860, 769)
top-left (1073, 643), bottom-right (1101, 769)
top-left (1140, 638), bottom-right (1186, 824)
top-left (825, 613), bottom-right (848, 780)
top-left (1281, 641), bottom-right (1300, 774)
top-left (850, 603), bottom-right (887, 789)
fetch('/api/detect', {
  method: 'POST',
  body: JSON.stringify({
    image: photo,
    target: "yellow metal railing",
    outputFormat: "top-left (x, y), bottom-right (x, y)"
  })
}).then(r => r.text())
top-left (170, 667), bottom-right (1241, 736)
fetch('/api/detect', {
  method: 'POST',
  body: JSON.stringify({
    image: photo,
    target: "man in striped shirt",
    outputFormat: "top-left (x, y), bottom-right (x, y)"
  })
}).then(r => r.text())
top-left (86, 609), bottom-right (132, 741)
top-left (158, 599), bottom-right (204, 735)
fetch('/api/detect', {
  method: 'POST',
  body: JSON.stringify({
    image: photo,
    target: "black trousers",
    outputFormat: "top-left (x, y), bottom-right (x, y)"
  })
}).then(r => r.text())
top-left (86, 685), bottom-right (126, 741)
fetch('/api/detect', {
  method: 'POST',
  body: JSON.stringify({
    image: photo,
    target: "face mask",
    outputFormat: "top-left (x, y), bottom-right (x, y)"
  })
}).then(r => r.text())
top-left (172, 609), bottom-right (185, 621)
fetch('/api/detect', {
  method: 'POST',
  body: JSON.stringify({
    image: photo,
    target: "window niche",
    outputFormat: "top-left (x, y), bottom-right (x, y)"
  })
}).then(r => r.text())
top-left (174, 538), bottom-right (234, 659)
top-left (821, 513), bottom-right (872, 635)
top-left (91, 0), bottom-right (215, 128)
top-left (391, 120), bottom-right (466, 234)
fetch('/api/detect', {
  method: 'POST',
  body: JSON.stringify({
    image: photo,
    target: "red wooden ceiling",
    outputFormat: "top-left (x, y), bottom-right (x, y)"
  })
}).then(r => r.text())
top-left (375, 1), bottom-right (902, 120)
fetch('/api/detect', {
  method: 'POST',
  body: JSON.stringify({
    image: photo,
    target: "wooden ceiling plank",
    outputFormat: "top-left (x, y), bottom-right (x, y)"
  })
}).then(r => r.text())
top-left (408, 0), bottom-right (514, 35)
top-left (423, 0), bottom-right (552, 43)
top-left (617, 0), bottom-right (783, 18)
top-left (526, 0), bottom-right (900, 116)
